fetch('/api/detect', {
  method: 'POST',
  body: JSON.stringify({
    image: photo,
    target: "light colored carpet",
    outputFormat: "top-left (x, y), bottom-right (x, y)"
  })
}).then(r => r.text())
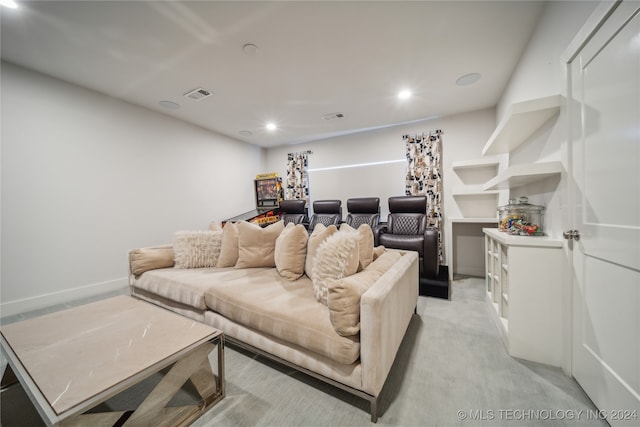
top-left (1, 278), bottom-right (607, 426)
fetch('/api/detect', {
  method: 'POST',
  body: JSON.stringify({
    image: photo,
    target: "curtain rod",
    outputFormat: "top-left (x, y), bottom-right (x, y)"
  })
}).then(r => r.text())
top-left (402, 129), bottom-right (443, 139)
top-left (287, 150), bottom-right (313, 156)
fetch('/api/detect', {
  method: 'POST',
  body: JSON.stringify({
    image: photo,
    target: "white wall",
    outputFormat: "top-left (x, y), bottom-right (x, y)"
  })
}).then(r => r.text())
top-left (1, 62), bottom-right (263, 316)
top-left (265, 107), bottom-right (497, 274)
top-left (494, 0), bottom-right (598, 374)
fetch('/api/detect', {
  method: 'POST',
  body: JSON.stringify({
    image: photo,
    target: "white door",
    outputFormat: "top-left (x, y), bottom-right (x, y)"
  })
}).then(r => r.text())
top-left (569, 1), bottom-right (640, 425)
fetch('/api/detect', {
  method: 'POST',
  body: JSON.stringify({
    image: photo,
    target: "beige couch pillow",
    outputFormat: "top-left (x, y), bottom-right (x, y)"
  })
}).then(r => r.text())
top-left (312, 229), bottom-right (360, 305)
top-left (129, 245), bottom-right (174, 277)
top-left (327, 250), bottom-right (402, 336)
top-left (173, 230), bottom-right (223, 269)
top-left (217, 222), bottom-right (239, 267)
top-left (235, 220), bottom-right (285, 268)
top-left (208, 221), bottom-right (223, 231)
top-left (305, 224), bottom-right (338, 281)
top-left (275, 223), bottom-right (309, 280)
top-left (340, 223), bottom-right (374, 270)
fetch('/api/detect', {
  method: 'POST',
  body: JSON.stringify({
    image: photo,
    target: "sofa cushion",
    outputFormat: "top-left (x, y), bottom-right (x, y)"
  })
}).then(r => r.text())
top-left (208, 221), bottom-right (223, 231)
top-left (173, 230), bottom-right (223, 269)
top-left (135, 266), bottom-right (273, 310)
top-left (340, 223), bottom-right (374, 270)
top-left (235, 220), bottom-right (285, 268)
top-left (274, 222), bottom-right (308, 280)
top-left (327, 250), bottom-right (402, 336)
top-left (312, 229), bottom-right (360, 305)
top-left (204, 268), bottom-right (360, 365)
top-left (129, 245), bottom-right (174, 277)
top-left (217, 222), bottom-right (239, 267)
top-left (305, 224), bottom-right (338, 282)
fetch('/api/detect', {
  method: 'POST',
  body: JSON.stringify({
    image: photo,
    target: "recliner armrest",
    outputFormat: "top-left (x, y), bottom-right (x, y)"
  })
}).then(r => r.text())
top-left (373, 223), bottom-right (387, 247)
top-left (422, 227), bottom-right (440, 278)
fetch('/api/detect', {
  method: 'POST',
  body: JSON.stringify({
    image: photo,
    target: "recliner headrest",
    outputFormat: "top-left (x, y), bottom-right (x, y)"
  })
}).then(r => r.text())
top-left (388, 196), bottom-right (427, 214)
top-left (313, 200), bottom-right (341, 214)
top-left (347, 197), bottom-right (380, 214)
top-left (279, 199), bottom-right (306, 214)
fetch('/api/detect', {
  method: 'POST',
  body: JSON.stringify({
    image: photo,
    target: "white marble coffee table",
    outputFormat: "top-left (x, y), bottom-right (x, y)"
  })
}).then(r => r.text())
top-left (1, 295), bottom-right (224, 426)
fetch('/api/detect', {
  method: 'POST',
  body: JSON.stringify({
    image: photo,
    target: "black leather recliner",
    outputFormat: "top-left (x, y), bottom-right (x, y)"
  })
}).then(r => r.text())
top-left (374, 195), bottom-right (440, 278)
top-left (279, 200), bottom-right (307, 225)
top-left (308, 200), bottom-right (342, 232)
top-left (344, 197), bottom-right (380, 229)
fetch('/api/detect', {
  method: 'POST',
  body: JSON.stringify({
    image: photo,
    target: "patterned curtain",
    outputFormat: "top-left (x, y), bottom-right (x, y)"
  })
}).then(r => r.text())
top-left (285, 151), bottom-right (310, 205)
top-left (404, 130), bottom-right (444, 262)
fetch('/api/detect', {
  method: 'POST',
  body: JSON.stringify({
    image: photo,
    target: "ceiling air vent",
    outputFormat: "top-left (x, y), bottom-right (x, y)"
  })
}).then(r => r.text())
top-left (184, 87), bottom-right (213, 101)
top-left (321, 112), bottom-right (345, 121)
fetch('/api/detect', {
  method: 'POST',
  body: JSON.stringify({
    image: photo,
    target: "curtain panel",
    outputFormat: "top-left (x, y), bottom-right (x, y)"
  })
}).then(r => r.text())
top-left (285, 151), bottom-right (310, 205)
top-left (404, 130), bottom-right (444, 262)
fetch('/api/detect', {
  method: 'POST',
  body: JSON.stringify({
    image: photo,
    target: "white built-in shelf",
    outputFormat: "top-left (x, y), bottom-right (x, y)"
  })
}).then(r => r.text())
top-left (450, 217), bottom-right (498, 223)
top-left (482, 95), bottom-right (562, 156)
top-left (483, 161), bottom-right (563, 191)
top-left (452, 157), bottom-right (501, 171)
top-left (452, 189), bottom-right (500, 196)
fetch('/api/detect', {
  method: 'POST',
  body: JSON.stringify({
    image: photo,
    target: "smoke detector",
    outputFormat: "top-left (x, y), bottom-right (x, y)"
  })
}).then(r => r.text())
top-left (184, 88), bottom-right (213, 101)
top-left (321, 112), bottom-right (345, 121)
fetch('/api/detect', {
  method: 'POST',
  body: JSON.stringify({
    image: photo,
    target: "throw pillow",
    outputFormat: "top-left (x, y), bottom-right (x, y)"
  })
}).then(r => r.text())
top-left (216, 222), bottom-right (240, 267)
top-left (173, 230), bottom-right (223, 269)
top-left (274, 222), bottom-right (309, 280)
top-left (340, 223), bottom-right (374, 271)
top-left (235, 220), bottom-right (285, 268)
top-left (129, 245), bottom-right (174, 277)
top-left (304, 224), bottom-right (338, 281)
top-left (208, 221), bottom-right (223, 231)
top-left (327, 250), bottom-right (402, 336)
top-left (312, 229), bottom-right (359, 305)
top-left (372, 245), bottom-right (386, 261)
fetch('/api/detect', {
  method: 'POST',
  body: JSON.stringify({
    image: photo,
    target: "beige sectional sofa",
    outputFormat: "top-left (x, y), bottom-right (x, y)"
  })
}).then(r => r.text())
top-left (128, 220), bottom-right (419, 422)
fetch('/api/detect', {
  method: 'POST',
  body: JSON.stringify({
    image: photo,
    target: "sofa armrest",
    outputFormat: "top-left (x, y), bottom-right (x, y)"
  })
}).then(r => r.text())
top-left (359, 249), bottom-right (419, 396)
top-left (128, 244), bottom-right (174, 278)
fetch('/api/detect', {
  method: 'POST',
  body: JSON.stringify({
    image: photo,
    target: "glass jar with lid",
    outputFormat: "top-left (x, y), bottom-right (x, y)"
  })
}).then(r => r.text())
top-left (497, 196), bottom-right (544, 236)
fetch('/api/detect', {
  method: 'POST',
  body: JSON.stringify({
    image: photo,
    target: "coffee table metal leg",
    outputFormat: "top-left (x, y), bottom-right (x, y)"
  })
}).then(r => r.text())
top-left (59, 335), bottom-right (224, 427)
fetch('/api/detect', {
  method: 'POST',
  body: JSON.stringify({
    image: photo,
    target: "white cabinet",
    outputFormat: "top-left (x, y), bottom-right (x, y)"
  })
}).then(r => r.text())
top-left (484, 228), bottom-right (564, 367)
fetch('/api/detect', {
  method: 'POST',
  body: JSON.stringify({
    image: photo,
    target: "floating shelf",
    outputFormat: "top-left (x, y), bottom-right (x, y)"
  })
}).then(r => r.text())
top-left (452, 189), bottom-right (500, 196)
top-left (450, 217), bottom-right (498, 223)
top-left (483, 161), bottom-right (563, 191)
top-left (482, 95), bottom-right (562, 156)
top-left (452, 157), bottom-right (501, 170)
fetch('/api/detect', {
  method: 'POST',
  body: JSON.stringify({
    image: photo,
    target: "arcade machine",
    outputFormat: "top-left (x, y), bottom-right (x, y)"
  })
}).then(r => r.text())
top-left (223, 173), bottom-right (283, 226)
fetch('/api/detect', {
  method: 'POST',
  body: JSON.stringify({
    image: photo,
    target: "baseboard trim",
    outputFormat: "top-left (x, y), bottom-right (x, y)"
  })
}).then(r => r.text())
top-left (1, 278), bottom-right (129, 319)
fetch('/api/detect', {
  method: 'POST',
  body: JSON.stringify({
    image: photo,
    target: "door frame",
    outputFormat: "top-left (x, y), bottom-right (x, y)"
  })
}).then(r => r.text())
top-left (560, 0), bottom-right (623, 377)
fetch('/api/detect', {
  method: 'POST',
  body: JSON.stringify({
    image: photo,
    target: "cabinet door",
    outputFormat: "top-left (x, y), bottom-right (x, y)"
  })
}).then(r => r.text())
top-left (570, 1), bottom-right (640, 423)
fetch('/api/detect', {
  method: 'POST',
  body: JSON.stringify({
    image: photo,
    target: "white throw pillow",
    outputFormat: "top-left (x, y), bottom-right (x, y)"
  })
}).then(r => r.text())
top-left (312, 229), bottom-right (360, 305)
top-left (173, 230), bottom-right (223, 269)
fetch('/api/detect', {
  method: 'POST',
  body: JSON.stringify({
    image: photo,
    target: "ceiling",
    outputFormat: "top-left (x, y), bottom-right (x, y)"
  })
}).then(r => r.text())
top-left (1, 1), bottom-right (546, 148)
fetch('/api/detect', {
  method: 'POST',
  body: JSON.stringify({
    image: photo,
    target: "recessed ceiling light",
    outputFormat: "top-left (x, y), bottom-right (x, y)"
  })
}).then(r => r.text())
top-left (456, 73), bottom-right (482, 86)
top-left (243, 43), bottom-right (258, 56)
top-left (239, 130), bottom-right (253, 136)
top-left (398, 90), bottom-right (412, 100)
top-left (266, 122), bottom-right (277, 131)
top-left (159, 100), bottom-right (180, 110)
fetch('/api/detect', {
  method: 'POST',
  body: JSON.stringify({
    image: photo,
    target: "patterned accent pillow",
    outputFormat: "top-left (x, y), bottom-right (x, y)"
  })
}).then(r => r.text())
top-left (312, 229), bottom-right (359, 305)
top-left (173, 230), bottom-right (223, 269)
